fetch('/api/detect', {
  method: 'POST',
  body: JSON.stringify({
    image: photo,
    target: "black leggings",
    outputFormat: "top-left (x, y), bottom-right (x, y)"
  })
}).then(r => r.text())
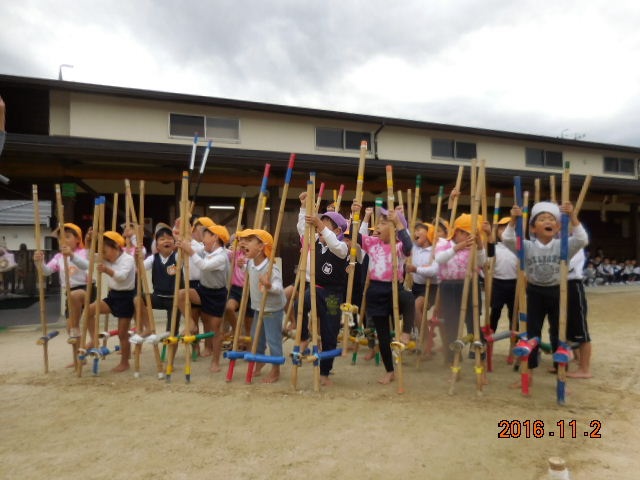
top-left (372, 315), bottom-right (394, 373)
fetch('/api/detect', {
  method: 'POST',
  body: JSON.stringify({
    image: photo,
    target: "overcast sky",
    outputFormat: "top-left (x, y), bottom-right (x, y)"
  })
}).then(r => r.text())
top-left (2, 0), bottom-right (639, 146)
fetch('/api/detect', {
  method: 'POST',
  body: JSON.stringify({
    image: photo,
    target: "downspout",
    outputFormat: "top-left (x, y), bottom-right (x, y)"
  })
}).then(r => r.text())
top-left (373, 122), bottom-right (385, 161)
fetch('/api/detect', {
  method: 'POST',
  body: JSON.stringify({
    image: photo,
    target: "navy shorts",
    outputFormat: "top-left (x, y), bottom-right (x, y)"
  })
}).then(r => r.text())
top-left (196, 284), bottom-right (227, 317)
top-left (104, 289), bottom-right (136, 318)
top-left (229, 284), bottom-right (254, 316)
top-left (189, 280), bottom-right (202, 307)
top-left (411, 282), bottom-right (438, 309)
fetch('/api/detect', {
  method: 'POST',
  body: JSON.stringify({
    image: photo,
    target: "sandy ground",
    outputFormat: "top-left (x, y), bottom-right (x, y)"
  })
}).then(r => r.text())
top-left (1, 286), bottom-right (639, 480)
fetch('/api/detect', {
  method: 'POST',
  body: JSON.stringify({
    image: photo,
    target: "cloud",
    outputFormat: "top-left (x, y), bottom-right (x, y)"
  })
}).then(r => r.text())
top-left (1, 0), bottom-right (639, 146)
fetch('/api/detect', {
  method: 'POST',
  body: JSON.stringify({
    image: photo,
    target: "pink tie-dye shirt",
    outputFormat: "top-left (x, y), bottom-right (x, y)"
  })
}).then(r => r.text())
top-left (361, 235), bottom-right (406, 282)
top-left (435, 240), bottom-right (471, 281)
top-left (435, 240), bottom-right (487, 281)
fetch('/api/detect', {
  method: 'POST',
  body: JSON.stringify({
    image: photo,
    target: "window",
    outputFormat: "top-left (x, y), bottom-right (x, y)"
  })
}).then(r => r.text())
top-left (206, 117), bottom-right (240, 142)
top-left (431, 139), bottom-right (476, 160)
top-left (169, 113), bottom-right (240, 142)
top-left (315, 127), bottom-right (372, 151)
top-left (604, 156), bottom-right (636, 176)
top-left (525, 148), bottom-right (563, 168)
top-left (169, 114), bottom-right (204, 137)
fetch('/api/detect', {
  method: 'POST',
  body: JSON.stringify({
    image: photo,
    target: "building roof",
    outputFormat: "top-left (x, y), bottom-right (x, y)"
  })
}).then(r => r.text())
top-left (2, 73), bottom-right (640, 155)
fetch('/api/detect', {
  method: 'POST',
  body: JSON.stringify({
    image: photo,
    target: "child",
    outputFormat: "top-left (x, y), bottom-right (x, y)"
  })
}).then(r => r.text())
top-left (297, 192), bottom-right (350, 386)
top-left (357, 205), bottom-right (414, 385)
top-left (237, 229), bottom-right (286, 383)
top-left (434, 214), bottom-right (487, 364)
top-left (177, 223), bottom-right (230, 372)
top-left (567, 248), bottom-right (592, 378)
top-left (224, 237), bottom-right (254, 349)
top-left (405, 223), bottom-right (439, 351)
top-left (502, 201), bottom-right (588, 374)
top-left (33, 223), bottom-right (89, 360)
top-left (88, 231), bottom-right (136, 372)
top-left (486, 217), bottom-right (518, 333)
top-left (142, 223), bottom-right (181, 333)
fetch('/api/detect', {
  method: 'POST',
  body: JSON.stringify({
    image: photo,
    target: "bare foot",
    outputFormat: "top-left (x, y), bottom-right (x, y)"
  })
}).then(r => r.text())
top-left (400, 332), bottom-right (411, 344)
top-left (509, 375), bottom-right (533, 389)
top-left (262, 372), bottom-right (280, 383)
top-left (378, 372), bottom-right (395, 384)
top-left (254, 365), bottom-right (264, 377)
top-left (567, 370), bottom-right (592, 379)
top-left (364, 349), bottom-right (376, 361)
top-left (320, 375), bottom-right (333, 386)
top-left (209, 363), bottom-right (221, 373)
top-left (201, 349), bottom-right (212, 358)
top-left (547, 366), bottom-right (558, 374)
top-left (65, 361), bottom-right (76, 368)
top-left (111, 363), bottom-right (130, 373)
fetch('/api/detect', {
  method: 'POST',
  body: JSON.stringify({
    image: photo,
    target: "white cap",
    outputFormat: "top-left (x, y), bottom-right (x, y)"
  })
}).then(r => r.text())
top-left (530, 201), bottom-right (560, 224)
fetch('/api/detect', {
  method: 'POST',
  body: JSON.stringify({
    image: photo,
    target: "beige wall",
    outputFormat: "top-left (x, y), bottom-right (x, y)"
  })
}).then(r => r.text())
top-left (51, 92), bottom-right (637, 181)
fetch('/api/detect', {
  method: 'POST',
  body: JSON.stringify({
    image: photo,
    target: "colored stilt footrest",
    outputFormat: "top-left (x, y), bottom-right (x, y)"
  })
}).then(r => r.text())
top-left (539, 341), bottom-right (552, 354)
top-left (449, 333), bottom-right (473, 353)
top-left (552, 343), bottom-right (573, 364)
top-left (485, 330), bottom-right (513, 343)
top-left (304, 348), bottom-right (343, 362)
top-left (36, 330), bottom-right (59, 345)
top-left (244, 353), bottom-right (286, 365)
top-left (290, 346), bottom-right (302, 366)
top-left (129, 333), bottom-right (145, 345)
top-left (224, 350), bottom-right (246, 360)
top-left (513, 336), bottom-right (539, 358)
top-left (145, 331), bottom-right (171, 344)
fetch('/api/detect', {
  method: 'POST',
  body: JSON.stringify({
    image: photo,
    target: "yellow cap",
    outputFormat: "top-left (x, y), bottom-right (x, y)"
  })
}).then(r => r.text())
top-left (194, 216), bottom-right (216, 229)
top-left (449, 214), bottom-right (484, 239)
top-left (497, 216), bottom-right (511, 225)
top-left (206, 224), bottom-right (230, 245)
top-left (237, 228), bottom-right (274, 257)
top-left (103, 231), bottom-right (125, 248)
top-left (63, 223), bottom-right (84, 248)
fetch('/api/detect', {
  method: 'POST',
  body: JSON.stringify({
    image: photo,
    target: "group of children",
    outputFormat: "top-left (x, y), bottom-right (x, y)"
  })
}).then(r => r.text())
top-left (33, 182), bottom-right (594, 386)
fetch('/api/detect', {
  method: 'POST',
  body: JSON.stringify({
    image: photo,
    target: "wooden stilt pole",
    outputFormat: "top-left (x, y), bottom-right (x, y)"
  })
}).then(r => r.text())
top-left (55, 185), bottom-right (76, 368)
top-left (556, 162), bottom-right (571, 405)
top-left (472, 161), bottom-right (485, 394)
top-left (482, 191), bottom-right (501, 372)
top-left (291, 181), bottom-right (312, 390)
top-left (340, 141), bottom-right (368, 354)
top-left (448, 161), bottom-right (477, 395)
top-left (386, 165), bottom-right (404, 394)
top-left (33, 186), bottom-right (54, 372)
top-left (77, 198), bottom-right (101, 377)
top-left (417, 185), bottom-right (443, 365)
top-left (164, 172), bottom-right (189, 382)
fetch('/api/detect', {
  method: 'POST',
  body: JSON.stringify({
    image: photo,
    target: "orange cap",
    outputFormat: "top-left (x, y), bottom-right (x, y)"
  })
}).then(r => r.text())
top-left (194, 216), bottom-right (216, 228)
top-left (103, 231), bottom-right (125, 248)
top-left (449, 214), bottom-right (484, 239)
top-left (237, 228), bottom-right (274, 257)
top-left (206, 224), bottom-right (230, 245)
top-left (63, 223), bottom-right (84, 248)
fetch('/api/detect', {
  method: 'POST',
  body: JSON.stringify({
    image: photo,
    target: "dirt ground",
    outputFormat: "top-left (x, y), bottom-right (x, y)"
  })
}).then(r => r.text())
top-left (1, 286), bottom-right (639, 480)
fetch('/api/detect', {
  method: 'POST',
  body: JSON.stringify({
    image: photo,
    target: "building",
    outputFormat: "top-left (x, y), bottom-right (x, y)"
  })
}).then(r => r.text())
top-left (1, 73), bottom-right (639, 283)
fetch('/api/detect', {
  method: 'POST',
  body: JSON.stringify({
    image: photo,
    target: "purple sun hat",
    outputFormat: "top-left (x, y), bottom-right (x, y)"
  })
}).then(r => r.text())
top-left (379, 207), bottom-right (408, 229)
top-left (320, 211), bottom-right (348, 239)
